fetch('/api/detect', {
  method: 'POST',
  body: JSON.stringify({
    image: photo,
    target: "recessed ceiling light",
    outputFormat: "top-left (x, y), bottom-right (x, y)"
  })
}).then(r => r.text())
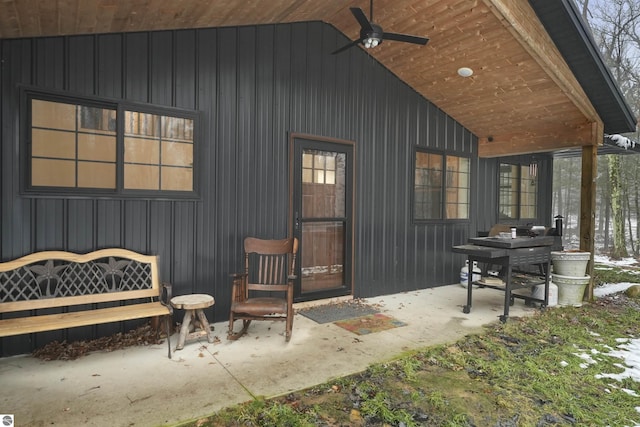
top-left (457, 67), bottom-right (474, 77)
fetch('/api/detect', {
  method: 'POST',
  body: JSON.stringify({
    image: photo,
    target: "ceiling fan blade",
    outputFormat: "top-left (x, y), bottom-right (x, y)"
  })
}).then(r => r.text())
top-left (350, 7), bottom-right (373, 31)
top-left (383, 32), bottom-right (429, 46)
top-left (331, 38), bottom-right (362, 55)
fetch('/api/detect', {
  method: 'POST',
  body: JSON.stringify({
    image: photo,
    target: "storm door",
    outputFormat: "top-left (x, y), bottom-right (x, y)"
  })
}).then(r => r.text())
top-left (291, 135), bottom-right (353, 301)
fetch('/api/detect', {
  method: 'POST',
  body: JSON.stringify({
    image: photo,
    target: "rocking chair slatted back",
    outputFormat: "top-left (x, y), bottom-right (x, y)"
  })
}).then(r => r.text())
top-left (245, 237), bottom-right (297, 287)
top-left (257, 255), bottom-right (282, 285)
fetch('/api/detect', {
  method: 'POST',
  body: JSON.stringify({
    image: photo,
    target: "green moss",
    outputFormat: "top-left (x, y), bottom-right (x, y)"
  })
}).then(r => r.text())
top-left (593, 263), bottom-right (640, 286)
top-left (625, 285), bottom-right (640, 298)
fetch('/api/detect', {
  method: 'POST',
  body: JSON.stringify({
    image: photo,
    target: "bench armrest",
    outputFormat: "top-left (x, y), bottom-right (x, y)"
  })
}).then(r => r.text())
top-left (160, 282), bottom-right (173, 310)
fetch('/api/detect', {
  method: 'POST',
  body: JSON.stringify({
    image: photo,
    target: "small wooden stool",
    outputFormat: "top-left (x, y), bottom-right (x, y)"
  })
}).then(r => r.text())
top-left (170, 294), bottom-right (215, 350)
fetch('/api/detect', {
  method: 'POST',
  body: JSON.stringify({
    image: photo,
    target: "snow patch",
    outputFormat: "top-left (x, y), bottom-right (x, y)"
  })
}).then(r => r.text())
top-left (607, 134), bottom-right (637, 150)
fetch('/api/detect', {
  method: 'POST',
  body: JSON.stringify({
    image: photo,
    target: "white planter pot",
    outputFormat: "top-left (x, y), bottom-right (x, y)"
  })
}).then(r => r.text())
top-left (552, 273), bottom-right (590, 307)
top-left (551, 251), bottom-right (590, 277)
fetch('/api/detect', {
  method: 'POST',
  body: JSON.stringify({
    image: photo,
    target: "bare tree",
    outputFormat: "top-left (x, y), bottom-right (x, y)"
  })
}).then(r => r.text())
top-left (597, 155), bottom-right (612, 251)
top-left (570, 0), bottom-right (640, 256)
top-left (609, 154), bottom-right (629, 257)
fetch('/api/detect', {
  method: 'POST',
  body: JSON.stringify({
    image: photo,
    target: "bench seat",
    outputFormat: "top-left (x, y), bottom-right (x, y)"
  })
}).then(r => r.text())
top-left (0, 302), bottom-right (170, 337)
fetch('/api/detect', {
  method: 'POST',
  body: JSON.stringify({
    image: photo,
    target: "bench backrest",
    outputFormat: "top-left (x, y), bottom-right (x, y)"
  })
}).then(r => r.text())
top-left (0, 248), bottom-right (160, 314)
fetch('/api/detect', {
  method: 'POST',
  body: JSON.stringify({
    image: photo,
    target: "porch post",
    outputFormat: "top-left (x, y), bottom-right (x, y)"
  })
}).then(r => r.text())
top-left (579, 142), bottom-right (598, 300)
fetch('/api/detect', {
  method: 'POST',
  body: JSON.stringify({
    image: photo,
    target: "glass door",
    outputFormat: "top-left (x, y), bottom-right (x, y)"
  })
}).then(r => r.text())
top-left (291, 135), bottom-right (353, 301)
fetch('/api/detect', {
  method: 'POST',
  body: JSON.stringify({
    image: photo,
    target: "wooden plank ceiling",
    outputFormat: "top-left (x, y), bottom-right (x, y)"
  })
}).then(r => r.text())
top-left (0, 0), bottom-right (603, 157)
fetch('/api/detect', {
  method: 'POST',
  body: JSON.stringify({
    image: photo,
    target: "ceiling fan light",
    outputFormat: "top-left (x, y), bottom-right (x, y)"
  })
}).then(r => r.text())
top-left (363, 36), bottom-right (380, 49)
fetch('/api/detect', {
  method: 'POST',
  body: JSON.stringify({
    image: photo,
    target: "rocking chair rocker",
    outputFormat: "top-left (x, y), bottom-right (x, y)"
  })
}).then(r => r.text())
top-left (228, 237), bottom-right (298, 341)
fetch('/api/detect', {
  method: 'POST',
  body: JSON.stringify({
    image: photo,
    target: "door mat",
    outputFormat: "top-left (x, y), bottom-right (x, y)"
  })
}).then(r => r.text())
top-left (298, 301), bottom-right (379, 324)
top-left (334, 313), bottom-right (407, 335)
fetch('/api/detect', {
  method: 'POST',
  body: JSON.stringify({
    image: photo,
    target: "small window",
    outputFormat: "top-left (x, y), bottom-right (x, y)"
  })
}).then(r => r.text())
top-left (302, 151), bottom-right (337, 184)
top-left (414, 150), bottom-right (470, 221)
top-left (24, 90), bottom-right (198, 197)
top-left (499, 162), bottom-right (537, 219)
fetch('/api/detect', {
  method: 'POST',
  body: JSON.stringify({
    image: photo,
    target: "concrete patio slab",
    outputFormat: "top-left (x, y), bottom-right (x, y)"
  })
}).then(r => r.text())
top-left (0, 284), bottom-right (541, 427)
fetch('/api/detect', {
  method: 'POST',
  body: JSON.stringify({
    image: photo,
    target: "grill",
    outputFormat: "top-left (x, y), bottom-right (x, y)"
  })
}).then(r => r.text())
top-left (452, 236), bottom-right (553, 322)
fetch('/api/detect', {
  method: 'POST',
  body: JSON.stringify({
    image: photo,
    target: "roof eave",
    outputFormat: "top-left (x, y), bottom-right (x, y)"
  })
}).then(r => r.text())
top-left (529, 0), bottom-right (636, 135)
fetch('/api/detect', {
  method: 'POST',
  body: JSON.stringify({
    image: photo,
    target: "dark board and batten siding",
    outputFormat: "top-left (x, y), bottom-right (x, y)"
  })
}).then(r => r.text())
top-left (0, 21), bottom-right (548, 355)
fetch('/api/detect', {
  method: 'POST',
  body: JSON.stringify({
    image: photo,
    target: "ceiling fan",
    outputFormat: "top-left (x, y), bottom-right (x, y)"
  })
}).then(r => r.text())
top-left (332, 0), bottom-right (429, 55)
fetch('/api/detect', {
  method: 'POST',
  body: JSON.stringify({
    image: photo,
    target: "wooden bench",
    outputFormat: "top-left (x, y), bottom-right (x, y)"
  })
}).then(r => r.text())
top-left (0, 248), bottom-right (173, 358)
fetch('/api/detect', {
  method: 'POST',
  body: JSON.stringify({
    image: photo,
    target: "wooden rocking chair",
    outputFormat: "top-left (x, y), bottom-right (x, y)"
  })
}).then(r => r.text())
top-left (228, 237), bottom-right (298, 341)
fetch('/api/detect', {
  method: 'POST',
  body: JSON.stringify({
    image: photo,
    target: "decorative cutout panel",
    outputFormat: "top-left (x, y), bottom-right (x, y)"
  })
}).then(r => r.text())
top-left (0, 257), bottom-right (153, 302)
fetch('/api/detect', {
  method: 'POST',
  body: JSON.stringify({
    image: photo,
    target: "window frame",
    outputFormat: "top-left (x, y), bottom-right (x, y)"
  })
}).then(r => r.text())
top-left (21, 87), bottom-right (200, 200)
top-left (497, 161), bottom-right (538, 221)
top-left (412, 148), bottom-right (471, 224)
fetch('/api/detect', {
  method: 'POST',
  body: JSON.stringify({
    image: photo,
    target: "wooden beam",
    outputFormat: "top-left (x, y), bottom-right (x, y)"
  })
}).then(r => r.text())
top-left (483, 0), bottom-right (599, 123)
top-left (478, 121), bottom-right (596, 157)
top-left (580, 120), bottom-right (603, 301)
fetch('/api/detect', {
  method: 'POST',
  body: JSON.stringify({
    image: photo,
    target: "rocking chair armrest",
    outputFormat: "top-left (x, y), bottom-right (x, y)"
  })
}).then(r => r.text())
top-left (230, 273), bottom-right (248, 302)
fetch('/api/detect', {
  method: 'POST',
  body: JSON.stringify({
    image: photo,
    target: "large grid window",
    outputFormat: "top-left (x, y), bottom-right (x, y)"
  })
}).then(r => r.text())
top-left (123, 111), bottom-right (194, 191)
top-left (499, 163), bottom-right (537, 219)
top-left (414, 150), bottom-right (470, 221)
top-left (31, 100), bottom-right (117, 189)
top-left (25, 91), bottom-right (197, 197)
